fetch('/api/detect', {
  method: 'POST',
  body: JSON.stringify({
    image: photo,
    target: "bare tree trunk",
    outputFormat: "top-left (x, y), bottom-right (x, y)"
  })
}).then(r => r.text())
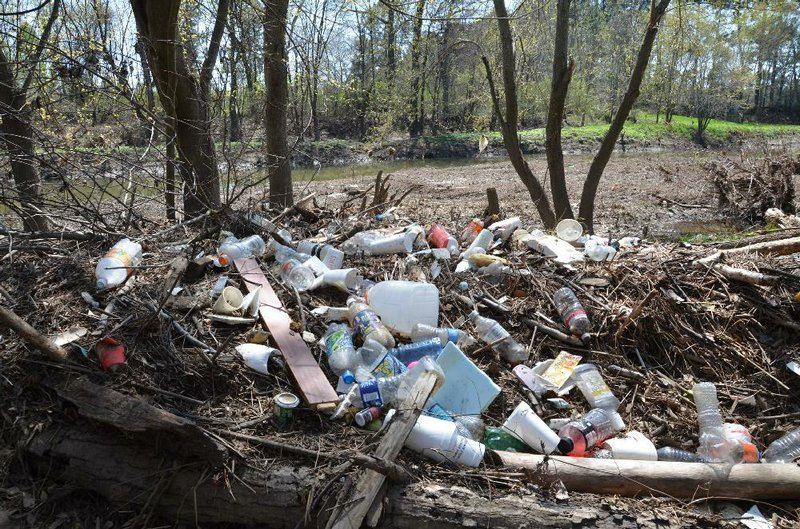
top-left (228, 25), bottom-right (242, 144)
top-left (264, 0), bottom-right (293, 206)
top-left (578, 0), bottom-right (670, 233)
top-left (483, 0), bottom-right (556, 229)
top-left (165, 118), bottom-right (177, 221)
top-left (408, 0), bottom-right (425, 138)
top-left (386, 3), bottom-right (396, 81)
top-left (545, 0), bottom-right (575, 221)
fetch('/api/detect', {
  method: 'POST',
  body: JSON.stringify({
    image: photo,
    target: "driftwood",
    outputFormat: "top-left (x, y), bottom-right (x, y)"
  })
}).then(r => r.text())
top-left (695, 236), bottom-right (799, 285)
top-left (493, 451), bottom-right (800, 500)
top-left (0, 304), bottom-right (69, 361)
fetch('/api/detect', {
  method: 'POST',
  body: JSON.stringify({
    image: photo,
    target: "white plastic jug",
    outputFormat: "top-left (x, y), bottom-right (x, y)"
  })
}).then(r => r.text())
top-left (366, 280), bottom-right (439, 336)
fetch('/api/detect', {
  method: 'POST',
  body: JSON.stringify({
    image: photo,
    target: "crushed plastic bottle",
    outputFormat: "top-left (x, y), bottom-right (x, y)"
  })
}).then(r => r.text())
top-left (657, 446), bottom-right (699, 462)
top-left (468, 311), bottom-right (528, 365)
top-left (347, 297), bottom-right (395, 349)
top-left (584, 238), bottom-right (617, 262)
top-left (693, 382), bottom-right (740, 463)
top-left (410, 323), bottom-right (476, 348)
top-left (96, 238), bottom-right (143, 290)
top-left (762, 426), bottom-right (800, 463)
top-left (390, 337), bottom-right (444, 365)
top-left (460, 218), bottom-right (483, 245)
top-left (570, 364), bottom-right (620, 410)
top-left (553, 287), bottom-right (592, 344)
top-left (218, 235), bottom-right (267, 266)
top-left (358, 338), bottom-right (407, 379)
top-left (324, 323), bottom-right (359, 376)
top-left (557, 408), bottom-right (625, 456)
top-left (427, 224), bottom-right (459, 256)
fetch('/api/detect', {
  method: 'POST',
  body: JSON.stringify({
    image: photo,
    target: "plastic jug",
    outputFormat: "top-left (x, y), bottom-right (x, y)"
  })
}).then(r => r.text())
top-left (365, 280), bottom-right (439, 336)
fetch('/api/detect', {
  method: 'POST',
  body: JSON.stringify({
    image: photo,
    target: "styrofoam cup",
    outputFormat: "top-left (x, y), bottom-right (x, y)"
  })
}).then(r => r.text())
top-left (502, 401), bottom-right (562, 454)
top-left (556, 219), bottom-right (583, 242)
top-left (601, 431), bottom-right (657, 461)
top-left (447, 434), bottom-right (485, 467)
top-left (368, 231), bottom-right (415, 255)
top-left (213, 286), bottom-right (244, 314)
top-left (322, 268), bottom-right (362, 291)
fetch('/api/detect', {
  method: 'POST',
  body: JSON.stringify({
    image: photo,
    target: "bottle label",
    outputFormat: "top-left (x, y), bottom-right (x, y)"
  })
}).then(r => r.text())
top-left (104, 248), bottom-right (134, 272)
top-left (391, 338), bottom-right (442, 364)
top-left (484, 323), bottom-right (509, 343)
top-left (564, 308), bottom-right (587, 329)
top-left (583, 370), bottom-right (612, 400)
top-left (372, 353), bottom-right (407, 378)
top-left (325, 329), bottom-right (353, 358)
top-left (577, 419), bottom-right (600, 448)
top-left (353, 309), bottom-right (382, 338)
top-left (358, 380), bottom-right (383, 407)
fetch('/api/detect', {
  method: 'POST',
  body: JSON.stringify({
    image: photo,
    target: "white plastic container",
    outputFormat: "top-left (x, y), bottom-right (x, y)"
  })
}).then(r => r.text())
top-left (405, 415), bottom-right (485, 467)
top-left (365, 280), bottom-right (439, 336)
top-left (502, 401), bottom-right (571, 454)
top-left (95, 238), bottom-right (143, 290)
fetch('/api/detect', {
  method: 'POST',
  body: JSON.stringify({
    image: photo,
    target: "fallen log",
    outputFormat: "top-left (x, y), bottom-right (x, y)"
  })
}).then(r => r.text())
top-left (0, 304), bottom-right (69, 361)
top-left (703, 236), bottom-right (800, 262)
top-left (492, 451), bottom-right (800, 500)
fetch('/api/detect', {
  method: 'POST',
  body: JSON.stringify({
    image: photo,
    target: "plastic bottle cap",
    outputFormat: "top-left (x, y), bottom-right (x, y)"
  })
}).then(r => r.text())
top-left (580, 333), bottom-right (592, 344)
top-left (96, 278), bottom-right (107, 290)
top-left (342, 370), bottom-right (355, 385)
top-left (557, 437), bottom-right (574, 455)
top-left (218, 254), bottom-right (230, 267)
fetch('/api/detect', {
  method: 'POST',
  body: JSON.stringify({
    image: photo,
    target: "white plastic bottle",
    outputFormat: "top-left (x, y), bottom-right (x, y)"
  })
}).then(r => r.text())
top-left (96, 238), bottom-right (143, 290)
top-left (410, 323), bottom-right (476, 348)
top-left (365, 281), bottom-right (439, 336)
top-left (218, 235), bottom-right (266, 265)
top-left (468, 311), bottom-right (528, 365)
top-left (297, 240), bottom-right (344, 270)
top-left (762, 426), bottom-right (800, 463)
top-left (571, 364), bottom-right (620, 410)
top-left (584, 238), bottom-right (617, 262)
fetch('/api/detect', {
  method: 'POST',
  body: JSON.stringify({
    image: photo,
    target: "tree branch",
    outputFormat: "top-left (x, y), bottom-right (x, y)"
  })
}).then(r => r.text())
top-left (201, 0), bottom-right (231, 92)
top-left (22, 0), bottom-right (61, 94)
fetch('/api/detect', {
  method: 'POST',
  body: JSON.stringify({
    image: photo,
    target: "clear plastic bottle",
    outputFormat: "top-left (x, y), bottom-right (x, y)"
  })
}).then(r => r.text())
top-left (571, 364), bottom-right (620, 410)
top-left (693, 382), bottom-right (735, 463)
top-left (278, 259), bottom-right (315, 291)
top-left (584, 239), bottom-right (617, 262)
top-left (552, 287), bottom-right (592, 344)
top-left (359, 338), bottom-right (407, 378)
top-left (218, 235), bottom-right (266, 265)
top-left (389, 338), bottom-right (444, 365)
top-left (347, 297), bottom-right (395, 349)
top-left (324, 323), bottom-right (359, 376)
top-left (762, 427), bottom-right (800, 463)
top-left (96, 238), bottom-right (143, 290)
top-left (657, 446), bottom-right (698, 462)
top-left (297, 240), bottom-right (344, 270)
top-left (428, 224), bottom-right (459, 256)
top-left (557, 408), bottom-right (625, 456)
top-left (468, 311), bottom-right (528, 365)
top-left (460, 219), bottom-right (483, 244)
top-left (410, 323), bottom-right (476, 348)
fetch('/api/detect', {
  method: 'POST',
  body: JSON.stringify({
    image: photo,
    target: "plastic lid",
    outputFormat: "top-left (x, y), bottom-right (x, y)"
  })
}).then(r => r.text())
top-left (610, 412), bottom-right (626, 431)
top-left (96, 278), bottom-right (107, 290)
top-left (342, 370), bottom-right (355, 385)
top-left (557, 437), bottom-right (574, 455)
top-left (217, 254), bottom-right (231, 267)
top-left (580, 333), bottom-right (592, 345)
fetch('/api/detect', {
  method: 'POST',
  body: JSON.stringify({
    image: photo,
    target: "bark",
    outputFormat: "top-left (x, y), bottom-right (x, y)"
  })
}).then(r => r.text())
top-left (228, 26), bottom-right (242, 143)
top-left (264, 0), bottom-right (293, 206)
top-left (408, 0), bottom-right (426, 137)
top-left (545, 0), bottom-right (575, 221)
top-left (165, 118), bottom-right (177, 221)
top-left (578, 0), bottom-right (670, 233)
top-left (484, 0), bottom-right (556, 228)
top-left (129, 0), bottom-right (227, 217)
top-left (0, 0), bottom-right (60, 232)
top-left (386, 2), bottom-right (396, 80)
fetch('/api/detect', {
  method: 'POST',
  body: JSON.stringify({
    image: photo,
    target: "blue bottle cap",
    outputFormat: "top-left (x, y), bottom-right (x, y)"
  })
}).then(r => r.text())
top-left (342, 370), bottom-right (355, 384)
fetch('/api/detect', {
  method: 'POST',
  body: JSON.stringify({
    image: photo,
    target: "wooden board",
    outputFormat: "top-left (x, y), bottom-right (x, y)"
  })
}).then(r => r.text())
top-left (326, 371), bottom-right (439, 529)
top-left (234, 258), bottom-right (338, 409)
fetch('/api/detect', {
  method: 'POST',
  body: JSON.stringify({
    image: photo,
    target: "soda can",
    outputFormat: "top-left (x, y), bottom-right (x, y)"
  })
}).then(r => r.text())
top-left (273, 392), bottom-right (300, 429)
top-left (355, 407), bottom-right (382, 427)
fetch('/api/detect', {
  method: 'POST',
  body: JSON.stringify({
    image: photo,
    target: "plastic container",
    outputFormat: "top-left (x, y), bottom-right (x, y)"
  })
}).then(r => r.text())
top-left (321, 268), bottom-right (363, 292)
top-left (762, 427), bottom-right (800, 463)
top-left (553, 287), bottom-right (592, 344)
top-left (367, 232), bottom-right (416, 255)
top-left (359, 338), bottom-right (407, 378)
top-left (347, 297), bottom-right (395, 349)
top-left (601, 431), bottom-right (657, 461)
top-left (365, 281), bottom-right (439, 336)
top-left (390, 338), bottom-right (444, 365)
top-left (692, 382), bottom-right (734, 462)
top-left (584, 238), bottom-right (617, 262)
top-left (278, 259), bottom-right (315, 291)
top-left (213, 286), bottom-right (244, 314)
top-left (556, 219), bottom-right (583, 242)
top-left (558, 408), bottom-right (625, 456)
top-left (460, 219), bottom-right (483, 244)
top-left (235, 343), bottom-right (278, 375)
top-left (571, 364), bottom-right (620, 410)
top-left (466, 228), bottom-right (494, 253)
top-left (502, 401), bottom-right (572, 454)
top-left (427, 224), bottom-right (459, 256)
top-left (468, 311), bottom-right (528, 365)
top-left (410, 323), bottom-right (476, 348)
top-left (95, 238), bottom-right (143, 289)
top-left (656, 446), bottom-right (698, 462)
top-left (218, 235), bottom-right (266, 266)
top-left (405, 415), bottom-right (485, 467)
top-left (324, 323), bottom-right (359, 376)
top-left (297, 240), bottom-right (344, 270)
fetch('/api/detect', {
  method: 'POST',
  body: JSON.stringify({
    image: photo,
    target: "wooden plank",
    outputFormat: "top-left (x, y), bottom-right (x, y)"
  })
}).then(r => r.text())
top-left (234, 258), bottom-right (338, 409)
top-left (494, 451), bottom-right (800, 500)
top-left (327, 371), bottom-right (439, 529)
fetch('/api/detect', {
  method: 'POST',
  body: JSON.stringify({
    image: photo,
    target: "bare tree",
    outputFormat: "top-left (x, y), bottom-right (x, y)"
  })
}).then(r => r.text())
top-left (0, 0), bottom-right (61, 232)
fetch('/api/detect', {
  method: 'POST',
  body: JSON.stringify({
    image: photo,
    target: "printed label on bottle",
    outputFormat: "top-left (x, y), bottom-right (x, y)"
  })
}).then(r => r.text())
top-left (578, 419), bottom-right (599, 448)
top-left (325, 329), bottom-right (352, 358)
top-left (484, 323), bottom-right (509, 343)
top-left (353, 309), bottom-right (381, 338)
top-left (104, 248), bottom-right (133, 272)
top-left (358, 380), bottom-right (383, 407)
top-left (372, 352), bottom-right (407, 378)
top-left (583, 371), bottom-right (612, 399)
top-left (564, 308), bottom-right (587, 329)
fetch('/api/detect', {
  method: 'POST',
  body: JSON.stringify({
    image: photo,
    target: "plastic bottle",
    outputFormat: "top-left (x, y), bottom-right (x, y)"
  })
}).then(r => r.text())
top-left (468, 311), bottom-right (528, 365)
top-left (358, 338), bottom-right (407, 378)
top-left (342, 232), bottom-right (380, 255)
top-left (324, 323), bottom-right (359, 376)
top-left (428, 224), bottom-right (459, 256)
top-left (278, 259), bottom-right (315, 291)
top-left (722, 423), bottom-right (759, 463)
top-left (389, 338), bottom-right (444, 365)
top-left (557, 408), bottom-right (626, 456)
top-left (571, 364), bottom-right (620, 410)
top-left (347, 297), bottom-right (395, 349)
top-left (410, 323), bottom-right (476, 348)
top-left (460, 219), bottom-right (483, 244)
top-left (96, 238), bottom-right (143, 290)
top-left (339, 356), bottom-right (444, 410)
top-left (552, 287), bottom-right (592, 344)
top-left (657, 447), bottom-right (699, 462)
top-left (297, 240), bottom-right (344, 270)
top-left (762, 427), bottom-right (800, 463)
top-left (584, 238), bottom-right (617, 262)
top-left (365, 281), bottom-right (439, 336)
top-left (218, 235), bottom-right (267, 266)
top-left (693, 382), bottom-right (736, 463)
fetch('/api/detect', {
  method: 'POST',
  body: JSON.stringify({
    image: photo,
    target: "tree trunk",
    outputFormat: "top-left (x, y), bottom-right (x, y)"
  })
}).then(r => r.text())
top-left (578, 0), bottom-right (670, 233)
top-left (264, 0), bottom-right (293, 206)
top-left (386, 3), bottom-right (396, 81)
top-left (408, 0), bottom-right (426, 138)
top-left (229, 33), bottom-right (242, 143)
top-left (545, 0), bottom-right (575, 221)
top-left (130, 0), bottom-right (224, 217)
top-left (165, 118), bottom-right (177, 221)
top-left (484, 0), bottom-right (556, 229)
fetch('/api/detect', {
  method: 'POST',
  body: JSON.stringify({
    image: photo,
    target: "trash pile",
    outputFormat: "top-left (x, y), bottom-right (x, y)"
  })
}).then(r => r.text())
top-left (2, 192), bottom-right (800, 525)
